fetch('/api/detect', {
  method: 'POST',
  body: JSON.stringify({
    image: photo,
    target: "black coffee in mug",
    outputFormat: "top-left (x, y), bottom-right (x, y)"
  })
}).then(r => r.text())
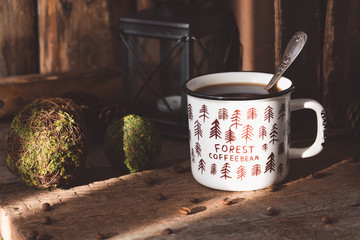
top-left (195, 83), bottom-right (281, 98)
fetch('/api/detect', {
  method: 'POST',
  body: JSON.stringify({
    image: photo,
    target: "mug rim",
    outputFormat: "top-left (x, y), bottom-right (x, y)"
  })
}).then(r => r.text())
top-left (183, 71), bottom-right (295, 101)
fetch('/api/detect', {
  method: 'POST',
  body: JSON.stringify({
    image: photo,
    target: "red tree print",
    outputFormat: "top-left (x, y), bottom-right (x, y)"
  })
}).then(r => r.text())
top-left (199, 104), bottom-right (209, 122)
top-left (194, 120), bottom-right (203, 140)
top-left (188, 104), bottom-right (193, 121)
top-left (251, 164), bottom-right (261, 176)
top-left (210, 119), bottom-right (222, 139)
top-left (262, 143), bottom-right (268, 152)
top-left (269, 123), bottom-right (279, 144)
top-left (191, 148), bottom-right (195, 163)
top-left (247, 108), bottom-right (257, 120)
top-left (265, 152), bottom-right (276, 173)
top-left (321, 109), bottom-right (327, 140)
top-left (278, 163), bottom-right (284, 175)
top-left (195, 142), bottom-right (202, 157)
top-left (278, 103), bottom-right (286, 121)
top-left (264, 106), bottom-right (274, 122)
top-left (218, 108), bottom-right (229, 120)
top-left (231, 110), bottom-right (241, 129)
top-left (198, 159), bottom-right (206, 174)
top-left (236, 166), bottom-right (246, 180)
top-left (242, 125), bottom-right (254, 144)
top-left (278, 142), bottom-right (285, 155)
top-left (225, 127), bottom-right (236, 144)
top-left (210, 163), bottom-right (217, 175)
top-left (259, 126), bottom-right (267, 140)
top-left (220, 162), bottom-right (232, 179)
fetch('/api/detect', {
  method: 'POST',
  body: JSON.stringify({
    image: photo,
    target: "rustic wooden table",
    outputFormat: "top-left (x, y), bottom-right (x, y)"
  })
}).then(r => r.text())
top-left (0, 122), bottom-right (359, 240)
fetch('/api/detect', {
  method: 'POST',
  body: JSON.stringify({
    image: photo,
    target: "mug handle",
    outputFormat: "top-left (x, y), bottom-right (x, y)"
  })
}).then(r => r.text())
top-left (289, 98), bottom-right (326, 159)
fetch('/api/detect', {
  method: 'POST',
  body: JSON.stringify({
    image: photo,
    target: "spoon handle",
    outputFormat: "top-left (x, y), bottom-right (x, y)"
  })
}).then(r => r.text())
top-left (265, 31), bottom-right (308, 91)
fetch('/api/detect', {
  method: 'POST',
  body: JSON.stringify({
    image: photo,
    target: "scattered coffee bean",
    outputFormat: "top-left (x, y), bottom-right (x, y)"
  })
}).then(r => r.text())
top-left (95, 233), bottom-right (105, 239)
top-left (40, 216), bottom-right (51, 225)
top-left (221, 198), bottom-right (232, 205)
top-left (265, 207), bottom-right (279, 216)
top-left (349, 203), bottom-right (360, 207)
top-left (189, 197), bottom-right (199, 203)
top-left (321, 216), bottom-right (332, 224)
top-left (36, 232), bottom-right (51, 240)
top-left (178, 207), bottom-right (191, 215)
top-left (41, 203), bottom-right (51, 212)
top-left (174, 165), bottom-right (185, 173)
top-left (161, 228), bottom-right (173, 235)
top-left (312, 172), bottom-right (326, 178)
top-left (25, 229), bottom-right (38, 239)
top-left (144, 177), bottom-right (156, 185)
top-left (155, 193), bottom-right (166, 201)
top-left (267, 184), bottom-right (281, 192)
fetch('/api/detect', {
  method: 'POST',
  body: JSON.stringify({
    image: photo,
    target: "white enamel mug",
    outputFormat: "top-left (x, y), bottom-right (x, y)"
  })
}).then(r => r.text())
top-left (183, 72), bottom-right (326, 191)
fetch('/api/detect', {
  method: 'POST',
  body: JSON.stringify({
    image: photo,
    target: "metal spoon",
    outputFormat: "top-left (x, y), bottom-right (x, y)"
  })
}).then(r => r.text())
top-left (265, 31), bottom-right (308, 91)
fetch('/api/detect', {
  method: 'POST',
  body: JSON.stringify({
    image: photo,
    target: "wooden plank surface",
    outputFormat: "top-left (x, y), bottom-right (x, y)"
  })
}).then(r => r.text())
top-left (0, 119), bottom-right (359, 240)
top-left (0, 69), bottom-right (122, 119)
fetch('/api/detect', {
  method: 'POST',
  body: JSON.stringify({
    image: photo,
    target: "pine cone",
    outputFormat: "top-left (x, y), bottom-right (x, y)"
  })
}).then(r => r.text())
top-left (347, 101), bottom-right (360, 136)
top-left (62, 92), bottom-right (124, 142)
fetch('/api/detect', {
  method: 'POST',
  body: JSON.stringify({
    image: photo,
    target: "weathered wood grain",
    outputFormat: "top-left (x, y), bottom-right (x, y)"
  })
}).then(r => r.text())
top-left (274, 0), bottom-right (323, 101)
top-left (323, 0), bottom-right (360, 127)
top-left (0, 69), bottom-right (122, 119)
top-left (0, 0), bottom-right (38, 77)
top-left (274, 0), bottom-right (325, 141)
top-left (37, 0), bottom-right (135, 74)
top-left (0, 124), bottom-right (359, 240)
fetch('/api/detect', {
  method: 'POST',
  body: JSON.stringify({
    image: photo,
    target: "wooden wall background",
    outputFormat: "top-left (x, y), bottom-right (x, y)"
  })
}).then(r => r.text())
top-left (234, 0), bottom-right (360, 133)
top-left (0, 0), bottom-right (359, 132)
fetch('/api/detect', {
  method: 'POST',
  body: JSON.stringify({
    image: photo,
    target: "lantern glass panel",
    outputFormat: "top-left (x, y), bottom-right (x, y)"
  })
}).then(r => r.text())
top-left (120, 6), bottom-right (239, 136)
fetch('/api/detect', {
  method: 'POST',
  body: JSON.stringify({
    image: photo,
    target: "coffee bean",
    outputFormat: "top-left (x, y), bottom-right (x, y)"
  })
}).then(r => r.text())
top-left (155, 193), bottom-right (166, 201)
top-left (221, 198), bottom-right (232, 205)
top-left (265, 207), bottom-right (279, 216)
top-left (95, 233), bottom-right (105, 239)
top-left (178, 207), bottom-right (191, 215)
top-left (161, 228), bottom-right (173, 235)
top-left (174, 165), bottom-right (185, 173)
top-left (40, 216), bottom-right (51, 225)
top-left (321, 216), bottom-right (332, 224)
top-left (189, 197), bottom-right (199, 203)
top-left (267, 184), bottom-right (281, 192)
top-left (312, 172), bottom-right (326, 178)
top-left (144, 177), bottom-right (156, 185)
top-left (41, 203), bottom-right (51, 212)
top-left (36, 233), bottom-right (51, 240)
top-left (25, 229), bottom-right (38, 239)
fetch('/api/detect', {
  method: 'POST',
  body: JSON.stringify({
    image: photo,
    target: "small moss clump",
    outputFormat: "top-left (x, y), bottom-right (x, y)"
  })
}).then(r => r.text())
top-left (6, 98), bottom-right (88, 189)
top-left (104, 114), bottom-right (161, 173)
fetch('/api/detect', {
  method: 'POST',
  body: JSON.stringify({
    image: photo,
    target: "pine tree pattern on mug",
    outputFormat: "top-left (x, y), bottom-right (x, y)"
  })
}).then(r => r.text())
top-left (190, 103), bottom-right (288, 181)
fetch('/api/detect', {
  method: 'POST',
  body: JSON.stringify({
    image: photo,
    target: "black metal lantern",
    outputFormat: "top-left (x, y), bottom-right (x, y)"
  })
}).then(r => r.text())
top-left (119, 2), bottom-right (239, 137)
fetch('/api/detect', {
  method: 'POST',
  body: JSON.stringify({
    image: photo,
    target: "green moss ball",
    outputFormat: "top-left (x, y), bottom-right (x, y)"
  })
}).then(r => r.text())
top-left (104, 114), bottom-right (161, 173)
top-left (6, 98), bottom-right (88, 189)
